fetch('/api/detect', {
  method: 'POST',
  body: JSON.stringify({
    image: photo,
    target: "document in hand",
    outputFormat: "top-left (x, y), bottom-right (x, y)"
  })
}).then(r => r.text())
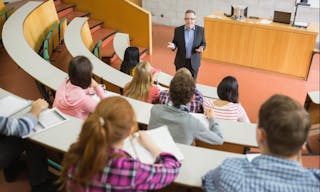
top-left (122, 125), bottom-right (184, 164)
top-left (0, 95), bottom-right (31, 117)
top-left (22, 108), bottom-right (68, 138)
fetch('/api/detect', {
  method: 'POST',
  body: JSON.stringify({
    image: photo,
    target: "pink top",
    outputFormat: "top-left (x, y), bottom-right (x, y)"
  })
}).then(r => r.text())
top-left (204, 98), bottom-right (250, 123)
top-left (53, 79), bottom-right (106, 120)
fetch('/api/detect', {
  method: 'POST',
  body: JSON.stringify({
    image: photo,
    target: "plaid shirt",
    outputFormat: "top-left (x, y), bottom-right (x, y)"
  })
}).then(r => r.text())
top-left (66, 148), bottom-right (181, 192)
top-left (159, 89), bottom-right (204, 113)
top-left (202, 155), bottom-right (320, 192)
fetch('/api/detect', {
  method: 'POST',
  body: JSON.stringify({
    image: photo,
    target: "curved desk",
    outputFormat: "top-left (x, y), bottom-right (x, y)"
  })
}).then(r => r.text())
top-left (2, 1), bottom-right (67, 91)
top-left (2, 1), bottom-right (151, 125)
top-left (66, 17), bottom-right (218, 99)
top-left (64, 17), bottom-right (132, 89)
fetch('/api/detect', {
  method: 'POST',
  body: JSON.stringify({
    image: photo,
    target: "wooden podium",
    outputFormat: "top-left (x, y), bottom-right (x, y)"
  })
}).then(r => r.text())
top-left (203, 13), bottom-right (319, 79)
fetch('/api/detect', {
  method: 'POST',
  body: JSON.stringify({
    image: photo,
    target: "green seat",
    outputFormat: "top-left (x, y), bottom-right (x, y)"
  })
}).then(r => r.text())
top-left (93, 40), bottom-right (103, 58)
top-left (48, 159), bottom-right (62, 171)
top-left (58, 18), bottom-right (67, 42)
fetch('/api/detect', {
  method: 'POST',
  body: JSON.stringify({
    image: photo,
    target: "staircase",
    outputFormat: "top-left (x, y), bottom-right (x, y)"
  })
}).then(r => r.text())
top-left (53, 0), bottom-right (147, 70)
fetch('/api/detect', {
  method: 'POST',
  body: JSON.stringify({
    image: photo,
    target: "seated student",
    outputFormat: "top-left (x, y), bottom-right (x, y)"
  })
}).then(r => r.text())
top-left (59, 97), bottom-right (181, 191)
top-left (204, 76), bottom-right (250, 122)
top-left (159, 68), bottom-right (204, 113)
top-left (148, 68), bottom-right (223, 145)
top-left (53, 56), bottom-right (106, 120)
top-left (202, 95), bottom-right (320, 192)
top-left (120, 46), bottom-right (140, 75)
top-left (0, 99), bottom-right (57, 192)
top-left (123, 61), bottom-right (160, 104)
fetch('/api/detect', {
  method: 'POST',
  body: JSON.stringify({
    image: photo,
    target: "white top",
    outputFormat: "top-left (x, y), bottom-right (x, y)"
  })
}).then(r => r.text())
top-left (2, 1), bottom-right (67, 91)
top-left (65, 17), bottom-right (218, 99)
top-left (308, 91), bottom-right (320, 104)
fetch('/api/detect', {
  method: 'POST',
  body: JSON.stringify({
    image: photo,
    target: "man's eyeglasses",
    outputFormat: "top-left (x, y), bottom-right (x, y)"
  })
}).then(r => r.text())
top-left (184, 18), bottom-right (196, 20)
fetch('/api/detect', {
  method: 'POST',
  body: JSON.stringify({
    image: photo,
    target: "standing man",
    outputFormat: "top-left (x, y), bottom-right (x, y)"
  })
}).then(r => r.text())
top-left (168, 9), bottom-right (206, 80)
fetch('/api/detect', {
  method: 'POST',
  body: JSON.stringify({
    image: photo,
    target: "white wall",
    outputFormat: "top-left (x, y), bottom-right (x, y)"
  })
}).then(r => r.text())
top-left (142, 0), bottom-right (319, 27)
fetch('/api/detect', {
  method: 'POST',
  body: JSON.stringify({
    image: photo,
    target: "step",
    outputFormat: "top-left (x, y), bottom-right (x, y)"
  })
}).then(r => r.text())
top-left (54, 0), bottom-right (62, 6)
top-left (63, 11), bottom-right (90, 23)
top-left (56, 3), bottom-right (76, 19)
top-left (91, 28), bottom-right (117, 46)
top-left (88, 19), bottom-right (104, 33)
top-left (55, 2), bottom-right (75, 13)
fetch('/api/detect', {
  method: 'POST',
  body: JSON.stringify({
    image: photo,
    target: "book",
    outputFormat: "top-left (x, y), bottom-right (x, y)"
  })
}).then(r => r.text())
top-left (0, 95), bottom-right (31, 117)
top-left (122, 125), bottom-right (184, 164)
top-left (22, 108), bottom-right (68, 138)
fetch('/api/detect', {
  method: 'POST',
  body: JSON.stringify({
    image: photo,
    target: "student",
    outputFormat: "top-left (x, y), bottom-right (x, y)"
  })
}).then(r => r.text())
top-left (123, 61), bottom-right (160, 104)
top-left (0, 99), bottom-right (57, 192)
top-left (59, 97), bottom-right (181, 191)
top-left (120, 46), bottom-right (140, 75)
top-left (204, 76), bottom-right (250, 122)
top-left (202, 95), bottom-right (320, 192)
top-left (53, 56), bottom-right (106, 120)
top-left (148, 68), bottom-right (223, 145)
top-left (159, 68), bottom-right (204, 113)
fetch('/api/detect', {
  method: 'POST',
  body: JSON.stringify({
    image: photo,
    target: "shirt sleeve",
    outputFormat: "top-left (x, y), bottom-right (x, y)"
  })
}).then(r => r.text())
top-left (194, 118), bottom-right (224, 145)
top-left (237, 103), bottom-right (250, 123)
top-left (202, 166), bottom-right (220, 192)
top-left (134, 152), bottom-right (181, 190)
top-left (94, 85), bottom-right (107, 100)
top-left (0, 114), bottom-right (37, 137)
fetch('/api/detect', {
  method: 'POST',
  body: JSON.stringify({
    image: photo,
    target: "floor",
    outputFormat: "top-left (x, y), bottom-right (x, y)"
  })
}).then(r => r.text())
top-left (0, 22), bottom-right (319, 192)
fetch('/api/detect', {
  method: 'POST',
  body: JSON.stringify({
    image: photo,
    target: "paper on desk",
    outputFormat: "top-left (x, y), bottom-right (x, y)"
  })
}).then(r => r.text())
top-left (23, 108), bottom-right (68, 138)
top-left (0, 95), bottom-right (31, 117)
top-left (123, 125), bottom-right (184, 164)
top-left (259, 19), bottom-right (272, 24)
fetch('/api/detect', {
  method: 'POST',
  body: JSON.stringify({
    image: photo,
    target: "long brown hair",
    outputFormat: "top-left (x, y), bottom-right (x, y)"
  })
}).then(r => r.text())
top-left (59, 96), bottom-right (137, 188)
top-left (123, 61), bottom-right (153, 102)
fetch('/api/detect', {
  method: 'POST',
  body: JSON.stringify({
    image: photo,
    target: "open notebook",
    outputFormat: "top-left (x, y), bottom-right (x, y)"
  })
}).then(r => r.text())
top-left (122, 125), bottom-right (184, 164)
top-left (0, 95), bottom-right (31, 117)
top-left (22, 108), bottom-right (68, 138)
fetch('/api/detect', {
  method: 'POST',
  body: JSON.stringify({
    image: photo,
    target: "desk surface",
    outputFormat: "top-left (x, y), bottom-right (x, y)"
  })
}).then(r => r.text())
top-left (308, 91), bottom-right (320, 104)
top-left (0, 88), bottom-right (245, 187)
top-left (65, 17), bottom-right (218, 99)
top-left (2, 1), bottom-right (67, 91)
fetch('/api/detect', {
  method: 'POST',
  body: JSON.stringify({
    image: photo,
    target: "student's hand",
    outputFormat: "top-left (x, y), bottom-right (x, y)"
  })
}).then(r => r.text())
top-left (195, 46), bottom-right (204, 53)
top-left (90, 78), bottom-right (99, 88)
top-left (138, 131), bottom-right (162, 157)
top-left (167, 42), bottom-right (175, 50)
top-left (29, 99), bottom-right (48, 118)
top-left (204, 108), bottom-right (215, 119)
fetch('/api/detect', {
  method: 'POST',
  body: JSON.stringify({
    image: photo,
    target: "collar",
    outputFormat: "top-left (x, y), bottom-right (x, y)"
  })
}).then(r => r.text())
top-left (184, 25), bottom-right (195, 31)
top-left (174, 104), bottom-right (190, 112)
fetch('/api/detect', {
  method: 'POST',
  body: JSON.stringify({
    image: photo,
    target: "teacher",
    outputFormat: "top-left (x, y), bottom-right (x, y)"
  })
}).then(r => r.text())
top-left (168, 9), bottom-right (206, 80)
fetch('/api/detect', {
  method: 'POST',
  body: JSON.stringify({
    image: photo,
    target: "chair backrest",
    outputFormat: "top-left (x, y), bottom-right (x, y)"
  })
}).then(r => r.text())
top-left (93, 40), bottom-right (103, 59)
top-left (58, 18), bottom-right (67, 42)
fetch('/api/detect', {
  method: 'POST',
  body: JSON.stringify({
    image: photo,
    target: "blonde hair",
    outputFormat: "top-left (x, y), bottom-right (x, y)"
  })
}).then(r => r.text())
top-left (123, 61), bottom-right (153, 102)
top-left (59, 97), bottom-right (137, 188)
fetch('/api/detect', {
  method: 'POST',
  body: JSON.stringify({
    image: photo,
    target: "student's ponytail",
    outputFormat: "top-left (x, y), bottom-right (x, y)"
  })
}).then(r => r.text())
top-left (59, 97), bottom-right (137, 188)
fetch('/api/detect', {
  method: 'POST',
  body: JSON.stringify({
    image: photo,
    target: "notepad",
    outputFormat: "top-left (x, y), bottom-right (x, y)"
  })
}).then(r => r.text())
top-left (122, 125), bottom-right (184, 164)
top-left (22, 108), bottom-right (68, 138)
top-left (0, 95), bottom-right (31, 117)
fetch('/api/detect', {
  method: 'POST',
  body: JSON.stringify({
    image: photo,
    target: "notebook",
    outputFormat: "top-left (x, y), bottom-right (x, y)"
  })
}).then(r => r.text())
top-left (273, 11), bottom-right (291, 24)
top-left (0, 95), bottom-right (31, 117)
top-left (122, 125), bottom-right (184, 164)
top-left (22, 108), bottom-right (68, 138)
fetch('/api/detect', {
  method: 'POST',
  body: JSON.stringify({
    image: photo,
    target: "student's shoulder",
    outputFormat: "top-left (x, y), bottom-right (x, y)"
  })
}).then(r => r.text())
top-left (219, 157), bottom-right (247, 175)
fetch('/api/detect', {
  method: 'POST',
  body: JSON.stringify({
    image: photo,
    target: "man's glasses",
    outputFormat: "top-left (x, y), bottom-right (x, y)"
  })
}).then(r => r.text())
top-left (184, 18), bottom-right (196, 20)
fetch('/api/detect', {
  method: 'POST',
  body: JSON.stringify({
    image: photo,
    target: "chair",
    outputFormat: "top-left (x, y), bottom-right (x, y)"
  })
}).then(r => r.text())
top-left (93, 40), bottom-right (103, 59)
